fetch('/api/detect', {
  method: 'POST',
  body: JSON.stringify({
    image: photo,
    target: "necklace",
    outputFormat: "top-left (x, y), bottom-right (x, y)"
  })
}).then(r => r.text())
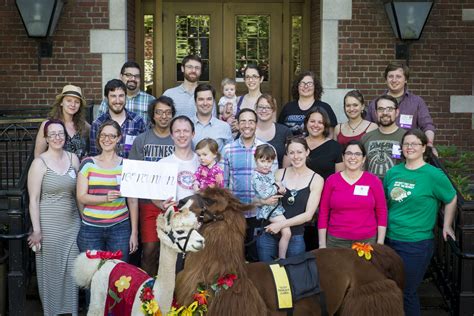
top-left (347, 119), bottom-right (364, 133)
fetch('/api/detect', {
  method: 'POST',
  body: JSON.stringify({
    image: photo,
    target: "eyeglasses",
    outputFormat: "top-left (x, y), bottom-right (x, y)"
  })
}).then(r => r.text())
top-left (184, 65), bottom-right (202, 71)
top-left (376, 107), bottom-right (396, 113)
top-left (256, 106), bottom-right (272, 112)
top-left (299, 81), bottom-right (314, 87)
top-left (402, 143), bottom-right (423, 148)
top-left (154, 110), bottom-right (173, 117)
top-left (244, 75), bottom-right (260, 81)
top-left (122, 73), bottom-right (140, 80)
top-left (344, 151), bottom-right (363, 157)
top-left (287, 190), bottom-right (298, 205)
top-left (47, 132), bottom-right (65, 139)
top-left (99, 133), bottom-right (118, 140)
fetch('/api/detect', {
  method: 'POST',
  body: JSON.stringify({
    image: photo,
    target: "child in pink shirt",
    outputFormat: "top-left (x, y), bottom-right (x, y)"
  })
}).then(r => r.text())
top-left (193, 138), bottom-right (224, 191)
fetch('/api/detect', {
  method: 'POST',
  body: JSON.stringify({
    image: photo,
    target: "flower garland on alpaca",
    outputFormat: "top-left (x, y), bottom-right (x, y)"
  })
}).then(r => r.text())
top-left (140, 279), bottom-right (162, 316)
top-left (169, 273), bottom-right (238, 316)
top-left (352, 242), bottom-right (374, 260)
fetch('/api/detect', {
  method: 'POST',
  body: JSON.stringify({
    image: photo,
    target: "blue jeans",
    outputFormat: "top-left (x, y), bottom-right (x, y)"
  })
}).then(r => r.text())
top-left (386, 238), bottom-right (434, 316)
top-left (77, 219), bottom-right (131, 263)
top-left (257, 232), bottom-right (306, 262)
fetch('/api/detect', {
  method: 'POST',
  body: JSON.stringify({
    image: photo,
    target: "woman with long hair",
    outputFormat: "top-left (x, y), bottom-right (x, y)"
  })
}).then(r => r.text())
top-left (257, 137), bottom-right (324, 261)
top-left (278, 71), bottom-right (337, 137)
top-left (76, 120), bottom-right (138, 263)
top-left (384, 128), bottom-right (457, 316)
top-left (334, 90), bottom-right (377, 146)
top-left (34, 84), bottom-right (90, 160)
top-left (28, 119), bottom-right (81, 315)
top-left (255, 93), bottom-right (292, 167)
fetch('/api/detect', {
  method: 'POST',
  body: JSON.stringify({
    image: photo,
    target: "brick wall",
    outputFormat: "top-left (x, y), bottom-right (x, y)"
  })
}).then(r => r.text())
top-left (0, 0), bottom-right (109, 109)
top-left (336, 0), bottom-right (474, 151)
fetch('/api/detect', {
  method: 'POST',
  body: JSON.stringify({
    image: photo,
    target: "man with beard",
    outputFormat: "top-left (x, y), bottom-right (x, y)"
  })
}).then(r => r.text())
top-left (361, 95), bottom-right (406, 180)
top-left (163, 55), bottom-right (216, 119)
top-left (98, 61), bottom-right (155, 126)
top-left (90, 79), bottom-right (146, 158)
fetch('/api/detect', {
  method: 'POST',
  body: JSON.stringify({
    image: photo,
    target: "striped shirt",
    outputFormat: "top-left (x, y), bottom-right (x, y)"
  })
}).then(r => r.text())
top-left (79, 157), bottom-right (129, 227)
top-left (98, 90), bottom-right (155, 126)
top-left (221, 137), bottom-right (278, 217)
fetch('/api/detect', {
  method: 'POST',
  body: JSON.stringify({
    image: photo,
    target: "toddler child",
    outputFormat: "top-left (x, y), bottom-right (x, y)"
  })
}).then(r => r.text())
top-left (218, 78), bottom-right (238, 123)
top-left (252, 144), bottom-right (291, 259)
top-left (194, 138), bottom-right (224, 191)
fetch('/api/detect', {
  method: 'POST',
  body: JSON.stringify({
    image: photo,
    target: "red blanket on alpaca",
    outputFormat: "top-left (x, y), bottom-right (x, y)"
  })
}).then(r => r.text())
top-left (104, 262), bottom-right (152, 316)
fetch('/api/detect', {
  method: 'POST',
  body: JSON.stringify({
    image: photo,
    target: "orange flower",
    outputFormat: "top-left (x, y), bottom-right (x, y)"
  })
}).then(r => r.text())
top-left (351, 242), bottom-right (374, 260)
top-left (193, 290), bottom-right (208, 305)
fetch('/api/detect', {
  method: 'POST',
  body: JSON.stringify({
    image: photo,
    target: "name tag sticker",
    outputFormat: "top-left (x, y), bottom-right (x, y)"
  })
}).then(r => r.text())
top-left (354, 185), bottom-right (369, 196)
top-left (400, 114), bottom-right (413, 129)
top-left (68, 169), bottom-right (76, 179)
top-left (124, 134), bottom-right (137, 151)
top-left (392, 144), bottom-right (401, 159)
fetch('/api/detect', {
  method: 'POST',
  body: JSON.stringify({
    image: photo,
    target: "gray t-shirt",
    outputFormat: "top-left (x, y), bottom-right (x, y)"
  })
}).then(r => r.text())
top-left (361, 128), bottom-right (406, 180)
top-left (128, 129), bottom-right (175, 162)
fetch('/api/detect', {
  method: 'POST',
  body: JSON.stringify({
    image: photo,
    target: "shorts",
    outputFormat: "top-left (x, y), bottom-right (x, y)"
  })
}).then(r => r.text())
top-left (139, 201), bottom-right (163, 243)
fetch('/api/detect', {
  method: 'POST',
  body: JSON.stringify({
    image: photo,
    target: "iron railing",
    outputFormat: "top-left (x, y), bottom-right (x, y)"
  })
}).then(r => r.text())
top-left (431, 156), bottom-right (474, 316)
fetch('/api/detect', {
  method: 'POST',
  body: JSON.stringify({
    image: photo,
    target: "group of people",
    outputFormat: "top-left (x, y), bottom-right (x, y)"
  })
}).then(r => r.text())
top-left (28, 56), bottom-right (456, 316)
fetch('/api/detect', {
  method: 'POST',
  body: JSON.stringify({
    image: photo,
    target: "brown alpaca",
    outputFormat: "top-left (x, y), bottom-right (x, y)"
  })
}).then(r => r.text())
top-left (175, 188), bottom-right (404, 316)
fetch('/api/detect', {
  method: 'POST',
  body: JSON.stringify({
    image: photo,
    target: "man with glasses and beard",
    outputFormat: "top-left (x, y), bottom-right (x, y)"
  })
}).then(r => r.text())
top-left (98, 61), bottom-right (155, 126)
top-left (90, 79), bottom-right (146, 158)
top-left (163, 55), bottom-right (216, 119)
top-left (361, 95), bottom-right (406, 180)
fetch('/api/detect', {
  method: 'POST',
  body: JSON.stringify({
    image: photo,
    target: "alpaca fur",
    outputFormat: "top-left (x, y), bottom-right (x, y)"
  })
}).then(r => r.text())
top-left (73, 201), bottom-right (205, 316)
top-left (176, 187), bottom-right (404, 316)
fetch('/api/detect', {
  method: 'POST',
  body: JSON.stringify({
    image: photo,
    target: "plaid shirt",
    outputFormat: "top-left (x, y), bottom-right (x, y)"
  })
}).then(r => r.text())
top-left (90, 109), bottom-right (146, 158)
top-left (221, 137), bottom-right (278, 218)
top-left (98, 90), bottom-right (155, 126)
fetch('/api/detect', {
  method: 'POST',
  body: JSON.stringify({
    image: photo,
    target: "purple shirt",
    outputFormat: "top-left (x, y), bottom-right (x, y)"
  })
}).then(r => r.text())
top-left (318, 171), bottom-right (387, 240)
top-left (367, 89), bottom-right (435, 133)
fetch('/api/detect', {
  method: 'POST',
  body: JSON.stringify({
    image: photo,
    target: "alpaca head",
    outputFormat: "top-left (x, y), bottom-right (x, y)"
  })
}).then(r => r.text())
top-left (156, 200), bottom-right (205, 253)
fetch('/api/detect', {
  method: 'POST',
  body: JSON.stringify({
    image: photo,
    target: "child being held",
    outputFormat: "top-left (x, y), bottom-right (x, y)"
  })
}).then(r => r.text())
top-left (218, 78), bottom-right (237, 123)
top-left (193, 138), bottom-right (224, 191)
top-left (252, 144), bottom-right (291, 259)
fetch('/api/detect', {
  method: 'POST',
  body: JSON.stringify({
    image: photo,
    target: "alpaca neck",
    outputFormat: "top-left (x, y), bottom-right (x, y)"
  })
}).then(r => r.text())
top-left (154, 243), bottom-right (179, 314)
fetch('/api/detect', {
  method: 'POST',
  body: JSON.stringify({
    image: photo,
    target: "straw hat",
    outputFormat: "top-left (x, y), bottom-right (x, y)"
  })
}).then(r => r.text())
top-left (55, 84), bottom-right (86, 107)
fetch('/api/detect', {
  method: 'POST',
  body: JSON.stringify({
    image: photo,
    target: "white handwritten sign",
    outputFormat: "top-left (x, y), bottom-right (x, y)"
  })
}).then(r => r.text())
top-left (120, 159), bottom-right (178, 200)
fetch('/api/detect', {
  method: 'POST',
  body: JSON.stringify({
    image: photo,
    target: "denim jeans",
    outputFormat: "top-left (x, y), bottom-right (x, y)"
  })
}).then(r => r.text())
top-left (386, 238), bottom-right (434, 316)
top-left (77, 219), bottom-right (131, 263)
top-left (257, 232), bottom-right (306, 262)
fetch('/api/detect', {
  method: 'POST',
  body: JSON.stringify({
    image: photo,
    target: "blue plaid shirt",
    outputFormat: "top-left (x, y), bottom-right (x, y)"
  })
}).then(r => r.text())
top-left (221, 137), bottom-right (278, 218)
top-left (90, 109), bottom-right (146, 158)
top-left (98, 90), bottom-right (155, 126)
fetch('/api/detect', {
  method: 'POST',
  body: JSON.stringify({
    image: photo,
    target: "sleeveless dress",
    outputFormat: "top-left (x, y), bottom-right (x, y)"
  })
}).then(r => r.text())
top-left (37, 153), bottom-right (80, 315)
top-left (64, 132), bottom-right (88, 160)
top-left (280, 169), bottom-right (316, 235)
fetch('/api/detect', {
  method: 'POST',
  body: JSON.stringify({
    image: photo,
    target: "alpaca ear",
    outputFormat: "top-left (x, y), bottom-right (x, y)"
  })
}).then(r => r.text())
top-left (180, 199), bottom-right (193, 211)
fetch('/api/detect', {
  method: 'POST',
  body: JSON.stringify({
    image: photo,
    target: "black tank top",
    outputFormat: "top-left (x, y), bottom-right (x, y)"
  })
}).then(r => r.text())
top-left (280, 169), bottom-right (316, 235)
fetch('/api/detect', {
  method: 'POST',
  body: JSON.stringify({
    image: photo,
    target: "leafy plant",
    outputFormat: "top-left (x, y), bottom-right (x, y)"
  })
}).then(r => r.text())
top-left (437, 145), bottom-right (473, 200)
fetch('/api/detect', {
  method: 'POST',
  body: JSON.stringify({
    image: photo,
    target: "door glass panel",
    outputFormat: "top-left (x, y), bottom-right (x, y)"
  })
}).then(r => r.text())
top-left (175, 15), bottom-right (210, 81)
top-left (235, 15), bottom-right (270, 82)
top-left (291, 15), bottom-right (302, 77)
top-left (144, 14), bottom-right (154, 95)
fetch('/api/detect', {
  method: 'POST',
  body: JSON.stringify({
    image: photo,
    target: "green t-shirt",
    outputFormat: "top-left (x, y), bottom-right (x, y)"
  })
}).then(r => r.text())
top-left (383, 163), bottom-right (456, 242)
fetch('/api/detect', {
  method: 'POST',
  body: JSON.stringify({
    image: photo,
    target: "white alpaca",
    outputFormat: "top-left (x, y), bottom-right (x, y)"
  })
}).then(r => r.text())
top-left (73, 200), bottom-right (205, 316)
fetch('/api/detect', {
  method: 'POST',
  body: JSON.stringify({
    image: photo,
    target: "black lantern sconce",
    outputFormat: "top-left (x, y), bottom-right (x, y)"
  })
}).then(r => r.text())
top-left (15, 0), bottom-right (65, 72)
top-left (383, 0), bottom-right (434, 63)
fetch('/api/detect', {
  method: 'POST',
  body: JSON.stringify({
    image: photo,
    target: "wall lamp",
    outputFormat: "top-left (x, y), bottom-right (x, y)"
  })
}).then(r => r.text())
top-left (15, 0), bottom-right (65, 72)
top-left (383, 0), bottom-right (434, 63)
